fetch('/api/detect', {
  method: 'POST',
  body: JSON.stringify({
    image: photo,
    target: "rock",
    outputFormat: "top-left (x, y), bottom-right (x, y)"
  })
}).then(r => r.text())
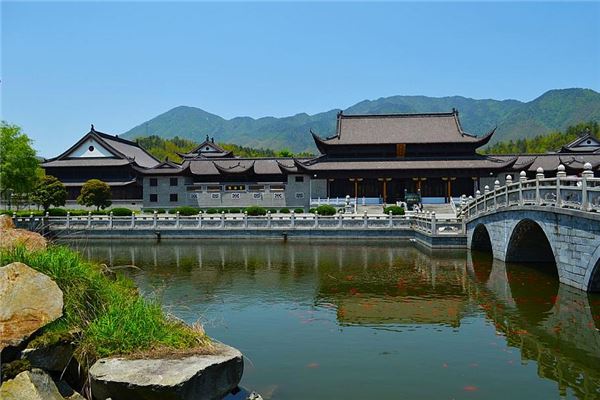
top-left (56, 380), bottom-right (86, 400)
top-left (0, 228), bottom-right (47, 252)
top-left (0, 262), bottom-right (64, 350)
top-left (0, 214), bottom-right (15, 229)
top-left (0, 368), bottom-right (64, 400)
top-left (90, 342), bottom-right (244, 400)
top-left (22, 342), bottom-right (76, 373)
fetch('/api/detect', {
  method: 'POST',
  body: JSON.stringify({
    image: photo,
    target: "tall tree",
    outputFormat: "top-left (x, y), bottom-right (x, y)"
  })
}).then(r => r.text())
top-left (32, 175), bottom-right (67, 212)
top-left (0, 122), bottom-right (40, 203)
top-left (77, 179), bottom-right (112, 210)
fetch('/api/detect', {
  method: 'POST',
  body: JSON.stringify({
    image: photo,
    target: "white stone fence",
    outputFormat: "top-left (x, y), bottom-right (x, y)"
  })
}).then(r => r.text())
top-left (461, 163), bottom-right (600, 220)
top-left (13, 210), bottom-right (465, 236)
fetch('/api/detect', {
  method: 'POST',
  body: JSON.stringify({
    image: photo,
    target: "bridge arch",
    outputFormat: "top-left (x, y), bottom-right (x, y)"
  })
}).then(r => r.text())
top-left (586, 247), bottom-right (600, 293)
top-left (470, 223), bottom-right (493, 254)
top-left (505, 219), bottom-right (558, 274)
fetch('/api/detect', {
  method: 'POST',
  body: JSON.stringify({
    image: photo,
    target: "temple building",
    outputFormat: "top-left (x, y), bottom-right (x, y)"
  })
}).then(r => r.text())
top-left (41, 125), bottom-right (159, 208)
top-left (41, 112), bottom-right (600, 210)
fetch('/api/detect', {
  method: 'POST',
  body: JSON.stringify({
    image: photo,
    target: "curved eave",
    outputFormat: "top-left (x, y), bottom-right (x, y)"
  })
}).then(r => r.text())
top-left (276, 160), bottom-right (298, 174)
top-left (310, 129), bottom-right (336, 154)
top-left (213, 161), bottom-right (255, 174)
top-left (472, 127), bottom-right (496, 148)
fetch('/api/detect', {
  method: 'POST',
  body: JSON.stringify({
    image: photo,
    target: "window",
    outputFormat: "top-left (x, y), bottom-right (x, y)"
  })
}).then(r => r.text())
top-left (170, 193), bottom-right (178, 202)
top-left (295, 176), bottom-right (304, 183)
top-left (295, 192), bottom-right (304, 199)
top-left (149, 194), bottom-right (158, 202)
top-left (249, 185), bottom-right (265, 192)
top-left (88, 145), bottom-right (95, 152)
top-left (225, 184), bottom-right (246, 191)
top-left (170, 177), bottom-right (178, 186)
top-left (270, 185), bottom-right (285, 192)
top-left (150, 178), bottom-right (158, 187)
top-left (206, 185), bottom-right (222, 192)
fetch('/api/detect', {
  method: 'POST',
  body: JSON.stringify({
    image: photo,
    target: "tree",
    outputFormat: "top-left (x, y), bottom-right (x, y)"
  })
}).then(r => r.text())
top-left (32, 175), bottom-right (67, 212)
top-left (277, 149), bottom-right (294, 158)
top-left (77, 179), bottom-right (112, 210)
top-left (0, 122), bottom-right (40, 204)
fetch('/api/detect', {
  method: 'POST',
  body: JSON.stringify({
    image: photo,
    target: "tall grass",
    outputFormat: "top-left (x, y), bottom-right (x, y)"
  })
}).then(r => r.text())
top-left (0, 246), bottom-right (209, 363)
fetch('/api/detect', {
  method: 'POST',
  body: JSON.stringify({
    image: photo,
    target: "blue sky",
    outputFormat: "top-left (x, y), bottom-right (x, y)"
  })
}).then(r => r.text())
top-left (2, 1), bottom-right (599, 157)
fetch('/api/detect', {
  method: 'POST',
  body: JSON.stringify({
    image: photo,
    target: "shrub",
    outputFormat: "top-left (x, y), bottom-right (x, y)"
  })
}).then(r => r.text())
top-left (168, 206), bottom-right (199, 216)
top-left (14, 210), bottom-right (44, 217)
top-left (48, 208), bottom-right (68, 216)
top-left (246, 206), bottom-right (267, 216)
top-left (309, 208), bottom-right (317, 214)
top-left (294, 208), bottom-right (304, 213)
top-left (279, 208), bottom-right (290, 214)
top-left (227, 208), bottom-right (241, 214)
top-left (32, 175), bottom-right (67, 212)
top-left (109, 208), bottom-right (133, 216)
top-left (142, 208), bottom-right (165, 214)
top-left (315, 204), bottom-right (337, 216)
top-left (77, 179), bottom-right (111, 210)
top-left (383, 205), bottom-right (405, 215)
top-left (67, 209), bottom-right (89, 216)
top-left (205, 208), bottom-right (218, 214)
top-left (91, 210), bottom-right (107, 215)
top-left (267, 208), bottom-right (278, 214)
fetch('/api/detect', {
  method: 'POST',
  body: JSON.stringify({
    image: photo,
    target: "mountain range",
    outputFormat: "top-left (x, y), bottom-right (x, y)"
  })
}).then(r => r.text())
top-left (122, 88), bottom-right (600, 153)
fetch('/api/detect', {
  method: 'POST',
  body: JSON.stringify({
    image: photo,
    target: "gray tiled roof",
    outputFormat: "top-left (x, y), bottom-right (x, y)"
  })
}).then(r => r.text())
top-left (100, 136), bottom-right (160, 168)
top-left (42, 159), bottom-right (133, 167)
top-left (296, 156), bottom-right (514, 171)
top-left (495, 153), bottom-right (600, 173)
top-left (318, 112), bottom-right (490, 145)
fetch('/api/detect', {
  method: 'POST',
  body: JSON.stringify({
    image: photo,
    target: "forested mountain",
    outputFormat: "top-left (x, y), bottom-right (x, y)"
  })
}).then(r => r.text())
top-left (123, 88), bottom-right (600, 153)
top-left (482, 121), bottom-right (599, 154)
top-left (136, 136), bottom-right (310, 163)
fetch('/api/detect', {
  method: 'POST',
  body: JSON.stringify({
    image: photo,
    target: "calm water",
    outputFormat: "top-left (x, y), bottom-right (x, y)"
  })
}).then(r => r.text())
top-left (65, 239), bottom-right (600, 400)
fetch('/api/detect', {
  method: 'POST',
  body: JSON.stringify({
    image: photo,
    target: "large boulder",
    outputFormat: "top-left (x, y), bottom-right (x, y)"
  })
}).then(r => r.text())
top-left (0, 368), bottom-right (64, 400)
top-left (90, 342), bottom-right (244, 400)
top-left (0, 228), bottom-right (47, 252)
top-left (0, 262), bottom-right (64, 350)
top-left (0, 214), bottom-right (15, 229)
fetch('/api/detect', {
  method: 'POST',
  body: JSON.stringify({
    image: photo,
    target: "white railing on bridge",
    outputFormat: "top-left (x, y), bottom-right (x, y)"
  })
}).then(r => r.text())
top-left (14, 210), bottom-right (465, 236)
top-left (461, 163), bottom-right (600, 220)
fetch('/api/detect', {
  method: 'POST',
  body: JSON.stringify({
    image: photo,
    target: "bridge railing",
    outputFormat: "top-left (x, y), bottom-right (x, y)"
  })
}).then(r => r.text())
top-left (462, 163), bottom-right (600, 219)
top-left (12, 210), bottom-right (466, 236)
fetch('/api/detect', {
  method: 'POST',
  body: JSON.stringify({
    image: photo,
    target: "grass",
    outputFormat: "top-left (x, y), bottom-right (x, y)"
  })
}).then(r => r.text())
top-left (0, 245), bottom-right (210, 364)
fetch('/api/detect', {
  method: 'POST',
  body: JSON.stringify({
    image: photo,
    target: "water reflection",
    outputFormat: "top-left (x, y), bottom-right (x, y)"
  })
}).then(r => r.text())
top-left (65, 239), bottom-right (600, 399)
top-left (468, 253), bottom-right (600, 399)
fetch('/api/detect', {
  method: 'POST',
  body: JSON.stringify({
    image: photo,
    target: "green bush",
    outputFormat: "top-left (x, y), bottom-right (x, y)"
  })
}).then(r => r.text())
top-left (267, 208), bottom-right (278, 214)
top-left (48, 208), bottom-right (68, 216)
top-left (67, 209), bottom-right (89, 216)
top-left (294, 208), bottom-right (304, 213)
top-left (246, 206), bottom-right (267, 216)
top-left (13, 210), bottom-right (44, 217)
top-left (383, 205), bottom-right (405, 215)
top-left (309, 208), bottom-right (317, 214)
top-left (315, 204), bottom-right (337, 216)
top-left (168, 206), bottom-right (199, 216)
top-left (109, 208), bottom-right (133, 216)
top-left (279, 208), bottom-right (290, 214)
top-left (142, 208), bottom-right (165, 214)
top-left (227, 208), bottom-right (241, 214)
top-left (91, 210), bottom-right (107, 215)
top-left (205, 208), bottom-right (218, 214)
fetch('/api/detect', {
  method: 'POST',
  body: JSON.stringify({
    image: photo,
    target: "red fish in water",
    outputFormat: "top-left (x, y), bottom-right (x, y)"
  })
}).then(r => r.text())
top-left (463, 385), bottom-right (478, 392)
top-left (306, 362), bottom-right (319, 369)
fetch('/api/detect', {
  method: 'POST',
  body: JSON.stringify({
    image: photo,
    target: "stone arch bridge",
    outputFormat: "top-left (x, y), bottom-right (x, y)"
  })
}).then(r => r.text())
top-left (463, 166), bottom-right (600, 292)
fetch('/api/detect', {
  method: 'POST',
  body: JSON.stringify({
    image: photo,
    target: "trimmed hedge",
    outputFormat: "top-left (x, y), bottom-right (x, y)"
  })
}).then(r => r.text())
top-left (168, 206), bottom-right (200, 216)
top-left (383, 205), bottom-right (405, 215)
top-left (227, 208), bottom-right (241, 214)
top-left (309, 208), bottom-right (317, 214)
top-left (267, 208), bottom-right (278, 214)
top-left (142, 208), bottom-right (165, 214)
top-left (205, 208), bottom-right (218, 214)
top-left (294, 208), bottom-right (304, 214)
top-left (279, 208), bottom-right (290, 214)
top-left (110, 208), bottom-right (133, 217)
top-left (315, 204), bottom-right (337, 216)
top-left (246, 206), bottom-right (267, 216)
top-left (48, 208), bottom-right (68, 216)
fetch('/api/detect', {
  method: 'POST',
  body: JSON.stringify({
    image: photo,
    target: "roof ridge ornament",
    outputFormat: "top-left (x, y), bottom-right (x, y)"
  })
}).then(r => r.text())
top-left (91, 124), bottom-right (95, 131)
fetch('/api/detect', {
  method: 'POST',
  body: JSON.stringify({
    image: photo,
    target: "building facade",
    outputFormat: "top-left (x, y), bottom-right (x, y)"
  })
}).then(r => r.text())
top-left (42, 113), bottom-right (600, 210)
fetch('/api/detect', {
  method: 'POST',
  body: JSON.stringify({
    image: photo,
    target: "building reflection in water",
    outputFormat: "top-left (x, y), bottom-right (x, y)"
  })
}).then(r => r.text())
top-left (65, 239), bottom-right (600, 399)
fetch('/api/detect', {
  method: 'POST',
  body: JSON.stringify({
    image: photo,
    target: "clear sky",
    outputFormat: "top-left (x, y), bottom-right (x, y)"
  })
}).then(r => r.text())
top-left (2, 1), bottom-right (599, 157)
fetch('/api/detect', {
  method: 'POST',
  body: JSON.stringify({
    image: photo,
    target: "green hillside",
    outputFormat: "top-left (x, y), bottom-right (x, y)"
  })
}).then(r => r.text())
top-left (123, 88), bottom-right (600, 153)
top-left (482, 121), bottom-right (599, 154)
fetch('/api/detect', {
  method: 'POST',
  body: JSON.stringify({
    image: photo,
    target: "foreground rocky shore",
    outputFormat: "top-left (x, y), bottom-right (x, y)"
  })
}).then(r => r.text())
top-left (0, 215), bottom-right (248, 400)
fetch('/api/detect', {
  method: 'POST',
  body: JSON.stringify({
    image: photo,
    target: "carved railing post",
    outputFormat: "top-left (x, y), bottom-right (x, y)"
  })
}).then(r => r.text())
top-left (388, 211), bottom-right (393, 228)
top-left (290, 211), bottom-right (295, 228)
top-left (66, 211), bottom-right (71, 229)
top-left (582, 162), bottom-right (593, 211)
top-left (519, 171), bottom-right (527, 206)
top-left (153, 210), bottom-right (158, 229)
top-left (243, 211), bottom-right (248, 228)
top-left (493, 180), bottom-right (500, 209)
top-left (176, 211), bottom-right (181, 228)
top-left (363, 210), bottom-right (368, 228)
top-left (131, 213), bottom-right (136, 229)
top-left (220, 211), bottom-right (225, 229)
top-left (505, 175), bottom-right (512, 205)
top-left (109, 212), bottom-right (113, 230)
top-left (556, 164), bottom-right (566, 207)
top-left (198, 211), bottom-right (203, 228)
top-left (430, 211), bottom-right (437, 235)
top-left (338, 212), bottom-right (343, 228)
top-left (267, 211), bottom-right (271, 228)
top-left (535, 167), bottom-right (544, 205)
top-left (87, 211), bottom-right (92, 229)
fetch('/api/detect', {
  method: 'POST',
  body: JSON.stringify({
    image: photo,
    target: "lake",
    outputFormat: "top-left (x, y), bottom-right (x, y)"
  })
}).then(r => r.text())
top-left (65, 239), bottom-right (600, 400)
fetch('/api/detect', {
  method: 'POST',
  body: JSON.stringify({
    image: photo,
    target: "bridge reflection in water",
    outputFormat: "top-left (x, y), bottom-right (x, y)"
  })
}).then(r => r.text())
top-left (66, 239), bottom-right (600, 399)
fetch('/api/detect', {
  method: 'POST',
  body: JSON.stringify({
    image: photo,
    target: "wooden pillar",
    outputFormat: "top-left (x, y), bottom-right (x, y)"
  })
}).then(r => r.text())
top-left (416, 179), bottom-right (422, 192)
top-left (383, 179), bottom-right (388, 204)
